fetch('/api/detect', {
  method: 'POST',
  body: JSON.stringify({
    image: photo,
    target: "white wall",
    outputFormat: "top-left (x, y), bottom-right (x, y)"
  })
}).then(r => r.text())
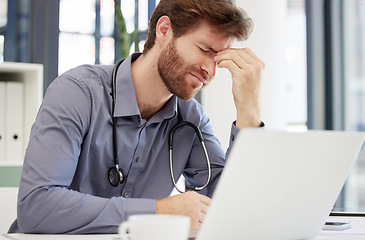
top-left (201, 0), bottom-right (288, 150)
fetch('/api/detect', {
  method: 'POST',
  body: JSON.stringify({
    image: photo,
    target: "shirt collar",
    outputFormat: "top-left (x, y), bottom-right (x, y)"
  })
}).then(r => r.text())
top-left (114, 53), bottom-right (140, 117)
top-left (150, 96), bottom-right (178, 123)
top-left (114, 53), bottom-right (178, 121)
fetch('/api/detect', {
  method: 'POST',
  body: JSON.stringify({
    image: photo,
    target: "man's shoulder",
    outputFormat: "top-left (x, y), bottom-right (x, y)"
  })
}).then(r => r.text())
top-left (60, 64), bottom-right (114, 81)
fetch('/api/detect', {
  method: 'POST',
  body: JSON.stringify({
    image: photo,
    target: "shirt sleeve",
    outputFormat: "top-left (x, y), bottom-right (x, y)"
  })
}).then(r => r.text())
top-left (225, 122), bottom-right (240, 159)
top-left (15, 73), bottom-right (155, 234)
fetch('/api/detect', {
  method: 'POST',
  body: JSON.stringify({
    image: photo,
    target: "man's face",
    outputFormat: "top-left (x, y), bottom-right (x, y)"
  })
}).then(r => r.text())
top-left (157, 39), bottom-right (205, 100)
top-left (157, 21), bottom-right (232, 100)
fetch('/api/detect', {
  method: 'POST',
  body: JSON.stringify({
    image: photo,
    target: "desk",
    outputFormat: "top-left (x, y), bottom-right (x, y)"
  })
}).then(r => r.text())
top-left (1, 234), bottom-right (118, 240)
top-left (2, 216), bottom-right (365, 240)
top-left (315, 215), bottom-right (365, 239)
top-left (2, 232), bottom-right (365, 240)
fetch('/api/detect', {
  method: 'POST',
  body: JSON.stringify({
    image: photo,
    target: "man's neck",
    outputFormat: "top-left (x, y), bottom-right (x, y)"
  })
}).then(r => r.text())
top-left (131, 52), bottom-right (172, 120)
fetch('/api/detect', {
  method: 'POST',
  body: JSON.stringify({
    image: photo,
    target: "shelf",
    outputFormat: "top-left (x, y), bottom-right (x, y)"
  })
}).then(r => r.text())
top-left (0, 161), bottom-right (23, 167)
top-left (0, 62), bottom-right (44, 163)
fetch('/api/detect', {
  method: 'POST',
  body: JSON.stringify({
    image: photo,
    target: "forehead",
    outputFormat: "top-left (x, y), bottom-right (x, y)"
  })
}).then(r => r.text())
top-left (182, 20), bottom-right (233, 51)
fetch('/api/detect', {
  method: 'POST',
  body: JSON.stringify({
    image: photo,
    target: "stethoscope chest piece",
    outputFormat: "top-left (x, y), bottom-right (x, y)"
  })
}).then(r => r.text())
top-left (108, 166), bottom-right (126, 187)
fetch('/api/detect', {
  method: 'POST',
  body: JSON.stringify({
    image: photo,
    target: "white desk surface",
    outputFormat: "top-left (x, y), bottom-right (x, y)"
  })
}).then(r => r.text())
top-left (1, 234), bottom-right (118, 240)
top-left (2, 232), bottom-right (365, 240)
top-left (2, 216), bottom-right (365, 240)
top-left (2, 233), bottom-right (365, 240)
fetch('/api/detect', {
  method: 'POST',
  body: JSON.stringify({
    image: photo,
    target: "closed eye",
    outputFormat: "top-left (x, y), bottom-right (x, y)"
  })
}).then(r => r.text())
top-left (196, 44), bottom-right (209, 53)
top-left (197, 44), bottom-right (219, 56)
top-left (199, 47), bottom-right (209, 53)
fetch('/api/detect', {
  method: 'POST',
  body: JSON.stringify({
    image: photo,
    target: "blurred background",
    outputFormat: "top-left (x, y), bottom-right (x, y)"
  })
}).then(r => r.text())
top-left (0, 0), bottom-right (364, 212)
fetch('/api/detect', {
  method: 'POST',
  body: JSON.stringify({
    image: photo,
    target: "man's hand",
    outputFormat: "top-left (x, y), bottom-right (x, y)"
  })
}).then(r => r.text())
top-left (214, 48), bottom-right (265, 129)
top-left (155, 191), bottom-right (211, 231)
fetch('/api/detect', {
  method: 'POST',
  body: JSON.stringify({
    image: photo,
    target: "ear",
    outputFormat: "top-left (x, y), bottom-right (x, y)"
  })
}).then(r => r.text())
top-left (155, 16), bottom-right (173, 45)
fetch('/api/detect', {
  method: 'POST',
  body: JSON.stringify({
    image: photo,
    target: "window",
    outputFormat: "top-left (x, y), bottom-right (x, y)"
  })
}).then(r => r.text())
top-left (307, 0), bottom-right (365, 211)
top-left (58, 0), bottom-right (155, 75)
top-left (342, 0), bottom-right (365, 211)
top-left (0, 0), bottom-right (7, 62)
top-left (58, 0), bottom-right (115, 75)
top-left (286, 0), bottom-right (307, 132)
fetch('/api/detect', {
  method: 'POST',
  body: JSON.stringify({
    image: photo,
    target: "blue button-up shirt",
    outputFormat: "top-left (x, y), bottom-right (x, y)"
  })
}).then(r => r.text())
top-left (10, 53), bottom-right (239, 234)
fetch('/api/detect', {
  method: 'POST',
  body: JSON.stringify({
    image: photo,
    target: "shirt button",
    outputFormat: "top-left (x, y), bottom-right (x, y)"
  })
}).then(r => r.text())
top-left (231, 135), bottom-right (235, 142)
top-left (135, 157), bottom-right (140, 163)
top-left (123, 192), bottom-right (130, 198)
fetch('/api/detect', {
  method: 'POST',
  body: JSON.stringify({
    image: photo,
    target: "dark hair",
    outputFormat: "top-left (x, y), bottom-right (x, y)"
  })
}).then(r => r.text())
top-left (143, 0), bottom-right (253, 54)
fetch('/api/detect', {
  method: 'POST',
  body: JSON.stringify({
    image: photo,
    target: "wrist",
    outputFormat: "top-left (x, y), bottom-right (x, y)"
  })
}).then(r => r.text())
top-left (235, 119), bottom-right (264, 129)
top-left (235, 111), bottom-right (262, 129)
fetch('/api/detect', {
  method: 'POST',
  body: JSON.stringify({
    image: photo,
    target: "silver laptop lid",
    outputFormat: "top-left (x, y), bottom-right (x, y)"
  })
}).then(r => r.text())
top-left (197, 129), bottom-right (365, 240)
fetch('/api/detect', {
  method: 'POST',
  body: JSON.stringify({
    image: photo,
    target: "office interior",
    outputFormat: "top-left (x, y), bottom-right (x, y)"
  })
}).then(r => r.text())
top-left (0, 0), bottom-right (364, 222)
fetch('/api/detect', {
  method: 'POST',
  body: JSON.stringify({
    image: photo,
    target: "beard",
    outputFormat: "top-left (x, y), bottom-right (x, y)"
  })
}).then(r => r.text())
top-left (157, 39), bottom-right (209, 100)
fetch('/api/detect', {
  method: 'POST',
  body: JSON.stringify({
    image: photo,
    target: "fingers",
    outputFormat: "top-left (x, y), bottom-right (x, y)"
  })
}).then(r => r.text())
top-left (215, 48), bottom-right (264, 68)
top-left (213, 47), bottom-right (265, 129)
top-left (199, 194), bottom-right (211, 215)
top-left (186, 192), bottom-right (211, 230)
top-left (214, 48), bottom-right (265, 77)
top-left (214, 48), bottom-right (264, 96)
top-left (155, 191), bottom-right (211, 231)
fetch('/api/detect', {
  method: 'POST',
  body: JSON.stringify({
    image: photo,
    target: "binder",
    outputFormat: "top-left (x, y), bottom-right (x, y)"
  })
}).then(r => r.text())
top-left (5, 81), bottom-right (24, 162)
top-left (0, 81), bottom-right (5, 162)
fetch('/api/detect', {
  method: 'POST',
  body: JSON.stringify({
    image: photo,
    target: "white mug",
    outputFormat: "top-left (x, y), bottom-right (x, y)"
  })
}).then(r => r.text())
top-left (119, 214), bottom-right (190, 240)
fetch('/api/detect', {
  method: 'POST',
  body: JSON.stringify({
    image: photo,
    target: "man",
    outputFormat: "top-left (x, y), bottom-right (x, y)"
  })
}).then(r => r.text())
top-left (9, 0), bottom-right (265, 234)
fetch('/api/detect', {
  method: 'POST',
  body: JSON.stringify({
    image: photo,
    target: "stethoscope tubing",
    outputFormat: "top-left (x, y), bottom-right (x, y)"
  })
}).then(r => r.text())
top-left (169, 121), bottom-right (212, 193)
top-left (110, 58), bottom-right (212, 192)
top-left (111, 59), bottom-right (125, 168)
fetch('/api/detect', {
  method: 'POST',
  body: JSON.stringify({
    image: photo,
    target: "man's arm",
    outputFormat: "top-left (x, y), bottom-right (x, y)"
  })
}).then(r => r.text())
top-left (15, 74), bottom-right (156, 234)
top-left (214, 48), bottom-right (265, 129)
top-left (153, 48), bottom-right (265, 231)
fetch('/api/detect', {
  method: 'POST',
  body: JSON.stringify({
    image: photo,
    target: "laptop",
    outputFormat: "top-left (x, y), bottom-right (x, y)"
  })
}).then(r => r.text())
top-left (195, 129), bottom-right (365, 240)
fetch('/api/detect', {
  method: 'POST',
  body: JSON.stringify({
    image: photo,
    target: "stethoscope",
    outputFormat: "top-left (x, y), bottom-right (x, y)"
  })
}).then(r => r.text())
top-left (108, 58), bottom-right (211, 193)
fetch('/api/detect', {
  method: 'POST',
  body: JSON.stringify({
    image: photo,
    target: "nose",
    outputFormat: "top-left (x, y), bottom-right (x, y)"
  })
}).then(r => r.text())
top-left (201, 56), bottom-right (217, 80)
